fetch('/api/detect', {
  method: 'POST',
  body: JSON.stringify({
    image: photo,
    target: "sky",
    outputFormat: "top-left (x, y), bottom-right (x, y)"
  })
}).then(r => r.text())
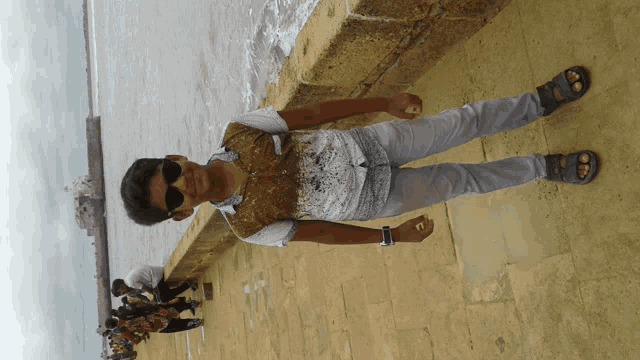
top-left (1, 0), bottom-right (103, 358)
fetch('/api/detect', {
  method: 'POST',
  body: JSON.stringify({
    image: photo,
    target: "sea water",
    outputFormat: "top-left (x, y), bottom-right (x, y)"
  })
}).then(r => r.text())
top-left (87, 0), bottom-right (320, 280)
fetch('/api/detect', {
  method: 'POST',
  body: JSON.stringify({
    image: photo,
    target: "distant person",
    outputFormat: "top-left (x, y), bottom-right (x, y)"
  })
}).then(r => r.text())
top-left (111, 341), bottom-right (132, 353)
top-left (105, 308), bottom-right (203, 341)
top-left (111, 265), bottom-right (197, 303)
top-left (120, 67), bottom-right (596, 247)
top-left (115, 296), bottom-right (201, 319)
top-left (122, 293), bottom-right (155, 306)
top-left (109, 351), bottom-right (137, 360)
top-left (110, 326), bottom-right (145, 344)
top-left (155, 296), bottom-right (201, 316)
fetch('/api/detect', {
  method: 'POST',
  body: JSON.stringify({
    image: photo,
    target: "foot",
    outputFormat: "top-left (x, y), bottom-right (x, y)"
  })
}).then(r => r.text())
top-left (537, 66), bottom-right (590, 116)
top-left (553, 152), bottom-right (591, 179)
top-left (552, 70), bottom-right (583, 102)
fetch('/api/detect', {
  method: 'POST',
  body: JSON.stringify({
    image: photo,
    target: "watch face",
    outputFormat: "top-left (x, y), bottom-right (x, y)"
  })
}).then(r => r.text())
top-left (382, 227), bottom-right (393, 245)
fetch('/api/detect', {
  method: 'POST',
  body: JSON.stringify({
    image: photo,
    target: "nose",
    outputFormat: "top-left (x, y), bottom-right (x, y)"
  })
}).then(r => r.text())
top-left (171, 174), bottom-right (188, 191)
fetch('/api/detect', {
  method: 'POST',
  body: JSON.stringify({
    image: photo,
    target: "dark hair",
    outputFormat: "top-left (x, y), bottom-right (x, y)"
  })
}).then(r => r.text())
top-left (112, 279), bottom-right (126, 297)
top-left (105, 318), bottom-right (119, 329)
top-left (121, 297), bottom-right (129, 304)
top-left (120, 158), bottom-right (172, 226)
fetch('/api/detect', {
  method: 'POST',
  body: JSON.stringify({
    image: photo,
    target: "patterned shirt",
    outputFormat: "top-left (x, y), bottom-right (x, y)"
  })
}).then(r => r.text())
top-left (125, 293), bottom-right (155, 306)
top-left (121, 307), bottom-right (180, 333)
top-left (208, 106), bottom-right (391, 247)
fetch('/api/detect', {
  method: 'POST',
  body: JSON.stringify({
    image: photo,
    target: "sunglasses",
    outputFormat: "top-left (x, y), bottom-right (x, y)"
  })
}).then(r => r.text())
top-left (161, 159), bottom-right (185, 214)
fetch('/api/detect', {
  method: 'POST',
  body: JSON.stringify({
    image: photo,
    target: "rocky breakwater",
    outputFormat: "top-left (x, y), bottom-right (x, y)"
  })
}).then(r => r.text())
top-left (73, 117), bottom-right (111, 347)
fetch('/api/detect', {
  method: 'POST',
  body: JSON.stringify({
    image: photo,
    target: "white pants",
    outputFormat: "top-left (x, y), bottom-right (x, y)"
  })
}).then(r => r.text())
top-left (365, 93), bottom-right (548, 218)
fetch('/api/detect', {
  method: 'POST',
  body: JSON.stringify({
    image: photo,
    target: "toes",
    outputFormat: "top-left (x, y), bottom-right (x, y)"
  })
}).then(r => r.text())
top-left (578, 153), bottom-right (591, 179)
top-left (567, 71), bottom-right (580, 81)
top-left (579, 153), bottom-right (590, 163)
top-left (552, 70), bottom-right (584, 101)
top-left (566, 71), bottom-right (583, 92)
top-left (578, 164), bottom-right (590, 178)
top-left (553, 154), bottom-right (593, 179)
top-left (572, 81), bottom-right (583, 93)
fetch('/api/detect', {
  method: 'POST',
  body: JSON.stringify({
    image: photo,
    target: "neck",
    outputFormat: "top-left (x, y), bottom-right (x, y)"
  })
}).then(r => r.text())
top-left (205, 161), bottom-right (245, 202)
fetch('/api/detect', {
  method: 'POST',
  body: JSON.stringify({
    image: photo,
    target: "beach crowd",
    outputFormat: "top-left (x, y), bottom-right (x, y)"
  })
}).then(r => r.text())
top-left (103, 265), bottom-right (202, 359)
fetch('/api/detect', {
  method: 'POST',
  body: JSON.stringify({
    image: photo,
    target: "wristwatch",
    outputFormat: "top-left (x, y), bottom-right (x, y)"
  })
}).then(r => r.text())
top-left (380, 226), bottom-right (395, 246)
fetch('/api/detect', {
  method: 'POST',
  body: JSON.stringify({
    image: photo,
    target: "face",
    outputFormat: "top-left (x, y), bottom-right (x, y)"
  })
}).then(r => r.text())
top-left (149, 155), bottom-right (213, 219)
top-left (118, 283), bottom-right (129, 295)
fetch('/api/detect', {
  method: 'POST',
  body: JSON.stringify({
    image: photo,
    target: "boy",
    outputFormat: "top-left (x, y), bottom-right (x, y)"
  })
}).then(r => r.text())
top-left (121, 66), bottom-right (597, 247)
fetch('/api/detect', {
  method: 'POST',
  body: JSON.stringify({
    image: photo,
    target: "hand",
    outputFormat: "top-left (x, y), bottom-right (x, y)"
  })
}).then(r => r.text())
top-left (386, 93), bottom-right (423, 119)
top-left (392, 215), bottom-right (434, 243)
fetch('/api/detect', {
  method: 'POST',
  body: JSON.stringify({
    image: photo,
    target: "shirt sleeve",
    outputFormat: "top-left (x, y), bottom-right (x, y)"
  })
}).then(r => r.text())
top-left (124, 270), bottom-right (144, 290)
top-left (236, 220), bottom-right (299, 247)
top-left (228, 106), bottom-right (289, 134)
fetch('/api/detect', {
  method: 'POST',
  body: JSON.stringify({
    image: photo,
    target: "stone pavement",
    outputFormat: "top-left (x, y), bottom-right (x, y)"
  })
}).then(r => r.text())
top-left (134, 0), bottom-right (640, 358)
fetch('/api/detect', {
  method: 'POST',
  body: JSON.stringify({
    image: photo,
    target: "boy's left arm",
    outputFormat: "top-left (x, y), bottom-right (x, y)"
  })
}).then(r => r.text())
top-left (278, 93), bottom-right (422, 131)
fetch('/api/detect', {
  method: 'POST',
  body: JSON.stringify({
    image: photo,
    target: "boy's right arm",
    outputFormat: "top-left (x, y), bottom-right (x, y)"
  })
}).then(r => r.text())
top-left (278, 93), bottom-right (423, 131)
top-left (292, 216), bottom-right (434, 245)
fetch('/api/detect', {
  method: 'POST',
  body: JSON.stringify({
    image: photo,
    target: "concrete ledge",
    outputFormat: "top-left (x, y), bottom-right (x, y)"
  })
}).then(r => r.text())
top-left (165, 203), bottom-right (237, 281)
top-left (165, 0), bottom-right (512, 281)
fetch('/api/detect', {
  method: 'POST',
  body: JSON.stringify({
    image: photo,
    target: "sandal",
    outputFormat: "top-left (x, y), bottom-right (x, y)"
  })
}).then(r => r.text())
top-left (536, 66), bottom-right (591, 116)
top-left (545, 150), bottom-right (598, 184)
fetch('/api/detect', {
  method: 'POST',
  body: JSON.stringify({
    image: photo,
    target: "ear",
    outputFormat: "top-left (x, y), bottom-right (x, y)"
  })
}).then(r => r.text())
top-left (166, 154), bottom-right (188, 162)
top-left (172, 208), bottom-right (195, 221)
